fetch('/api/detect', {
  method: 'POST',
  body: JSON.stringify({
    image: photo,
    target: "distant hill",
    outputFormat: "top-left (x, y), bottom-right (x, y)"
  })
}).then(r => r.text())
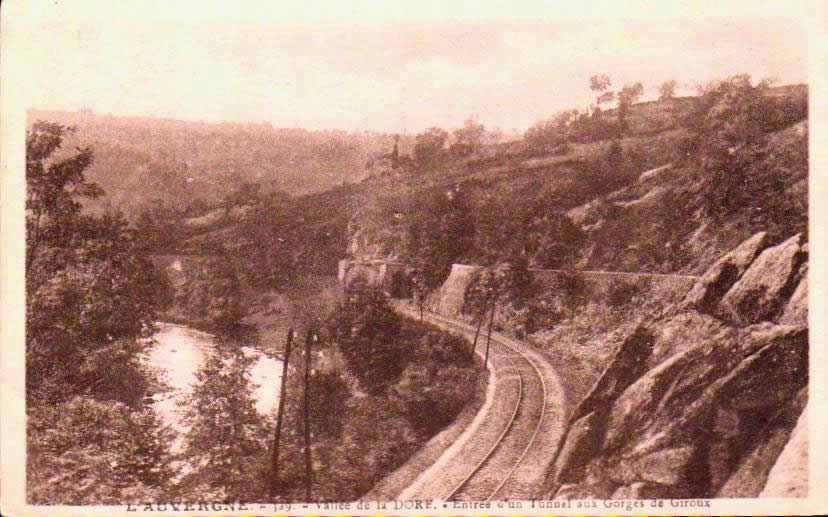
top-left (27, 109), bottom-right (409, 220)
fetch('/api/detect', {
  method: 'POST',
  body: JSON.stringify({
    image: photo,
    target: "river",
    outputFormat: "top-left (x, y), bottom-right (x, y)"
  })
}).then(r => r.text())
top-left (143, 322), bottom-right (283, 452)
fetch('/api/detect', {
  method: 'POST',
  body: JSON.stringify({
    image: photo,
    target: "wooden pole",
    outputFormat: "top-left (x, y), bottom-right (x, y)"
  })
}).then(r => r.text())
top-left (269, 327), bottom-right (293, 499)
top-left (303, 328), bottom-right (314, 501)
top-left (484, 303), bottom-right (495, 368)
top-left (472, 314), bottom-right (484, 357)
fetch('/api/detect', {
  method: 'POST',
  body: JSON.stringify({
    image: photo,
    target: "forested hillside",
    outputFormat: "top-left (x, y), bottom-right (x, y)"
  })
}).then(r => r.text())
top-left (27, 109), bottom-right (412, 221)
top-left (125, 77), bottom-right (807, 303)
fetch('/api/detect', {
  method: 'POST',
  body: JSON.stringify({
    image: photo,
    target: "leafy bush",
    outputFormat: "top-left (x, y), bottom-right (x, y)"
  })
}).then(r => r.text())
top-left (396, 364), bottom-right (479, 435)
top-left (27, 397), bottom-right (175, 504)
top-left (684, 76), bottom-right (808, 218)
top-left (606, 277), bottom-right (640, 307)
top-left (329, 284), bottom-right (409, 393)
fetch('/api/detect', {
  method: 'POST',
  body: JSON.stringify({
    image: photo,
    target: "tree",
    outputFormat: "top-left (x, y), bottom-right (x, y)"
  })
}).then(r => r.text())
top-left (659, 79), bottom-right (677, 100)
top-left (26, 121), bottom-right (102, 273)
top-left (27, 205), bottom-right (166, 407)
top-left (412, 127), bottom-right (448, 168)
top-left (391, 134), bottom-right (400, 169)
top-left (693, 75), bottom-right (771, 216)
top-left (589, 74), bottom-right (614, 106)
top-left (410, 268), bottom-right (429, 321)
top-left (463, 271), bottom-right (494, 358)
top-left (404, 185), bottom-right (474, 290)
top-left (617, 82), bottom-right (644, 131)
top-left (27, 397), bottom-right (175, 504)
top-left (25, 121), bottom-right (174, 503)
top-left (464, 258), bottom-right (533, 363)
top-left (524, 110), bottom-right (578, 154)
top-left (270, 328), bottom-right (294, 498)
top-left (179, 349), bottom-right (271, 501)
top-left (449, 116), bottom-right (486, 158)
top-left (302, 329), bottom-right (314, 501)
top-left (596, 91), bottom-right (616, 106)
top-left (329, 282), bottom-right (409, 393)
top-left (464, 268), bottom-right (503, 365)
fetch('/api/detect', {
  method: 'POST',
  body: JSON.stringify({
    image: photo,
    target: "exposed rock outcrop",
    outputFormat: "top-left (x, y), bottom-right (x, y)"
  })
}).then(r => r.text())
top-left (682, 231), bottom-right (768, 313)
top-left (779, 270), bottom-right (808, 326)
top-left (338, 259), bottom-right (414, 297)
top-left (759, 403), bottom-right (809, 497)
top-left (430, 264), bottom-right (482, 317)
top-left (719, 389), bottom-right (807, 497)
top-left (718, 233), bottom-right (807, 325)
top-left (550, 232), bottom-right (809, 499)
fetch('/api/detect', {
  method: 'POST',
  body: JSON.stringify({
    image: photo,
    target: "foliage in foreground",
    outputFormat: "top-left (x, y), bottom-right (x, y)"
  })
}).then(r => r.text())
top-left (26, 121), bottom-right (175, 503)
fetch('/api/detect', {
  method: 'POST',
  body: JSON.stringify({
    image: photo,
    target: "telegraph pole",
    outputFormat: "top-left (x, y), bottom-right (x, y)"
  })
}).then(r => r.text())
top-left (484, 303), bottom-right (495, 368)
top-left (303, 329), bottom-right (314, 501)
top-left (269, 327), bottom-right (293, 499)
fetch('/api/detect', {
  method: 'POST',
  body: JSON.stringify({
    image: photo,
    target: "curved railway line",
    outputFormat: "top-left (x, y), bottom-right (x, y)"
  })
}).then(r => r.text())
top-left (396, 309), bottom-right (565, 502)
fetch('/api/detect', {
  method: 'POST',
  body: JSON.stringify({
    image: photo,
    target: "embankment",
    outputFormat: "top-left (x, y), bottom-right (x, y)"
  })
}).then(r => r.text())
top-left (430, 263), bottom-right (697, 318)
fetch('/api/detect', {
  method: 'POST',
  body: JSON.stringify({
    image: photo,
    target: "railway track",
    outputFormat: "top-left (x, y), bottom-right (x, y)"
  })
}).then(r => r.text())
top-left (397, 308), bottom-right (559, 501)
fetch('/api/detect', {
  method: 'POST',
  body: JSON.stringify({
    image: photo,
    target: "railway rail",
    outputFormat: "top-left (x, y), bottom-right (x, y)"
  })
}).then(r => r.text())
top-left (397, 308), bottom-right (559, 501)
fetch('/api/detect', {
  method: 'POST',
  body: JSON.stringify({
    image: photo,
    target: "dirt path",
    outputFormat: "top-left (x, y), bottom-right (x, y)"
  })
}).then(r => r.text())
top-left (391, 309), bottom-right (567, 502)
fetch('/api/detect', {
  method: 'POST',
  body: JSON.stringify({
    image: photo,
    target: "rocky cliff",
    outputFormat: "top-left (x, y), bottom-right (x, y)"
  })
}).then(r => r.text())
top-left (549, 232), bottom-right (808, 499)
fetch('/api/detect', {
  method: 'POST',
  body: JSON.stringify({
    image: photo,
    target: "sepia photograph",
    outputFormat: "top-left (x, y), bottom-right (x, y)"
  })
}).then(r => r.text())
top-left (1, 1), bottom-right (823, 515)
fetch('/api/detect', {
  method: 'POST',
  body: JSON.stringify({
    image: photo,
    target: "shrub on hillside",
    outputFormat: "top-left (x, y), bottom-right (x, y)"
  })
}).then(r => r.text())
top-left (404, 185), bottom-right (475, 289)
top-left (569, 112), bottom-right (623, 143)
top-left (524, 110), bottom-right (578, 155)
top-left (682, 76), bottom-right (808, 218)
top-left (329, 284), bottom-right (408, 393)
top-left (420, 330), bottom-right (475, 365)
top-left (606, 277), bottom-right (641, 308)
top-left (167, 255), bottom-right (243, 329)
top-left (566, 141), bottom-right (642, 205)
top-left (556, 269), bottom-right (589, 308)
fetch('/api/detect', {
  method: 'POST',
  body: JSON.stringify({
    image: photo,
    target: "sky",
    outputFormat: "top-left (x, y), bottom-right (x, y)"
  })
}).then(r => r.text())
top-left (4, 1), bottom-right (809, 134)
